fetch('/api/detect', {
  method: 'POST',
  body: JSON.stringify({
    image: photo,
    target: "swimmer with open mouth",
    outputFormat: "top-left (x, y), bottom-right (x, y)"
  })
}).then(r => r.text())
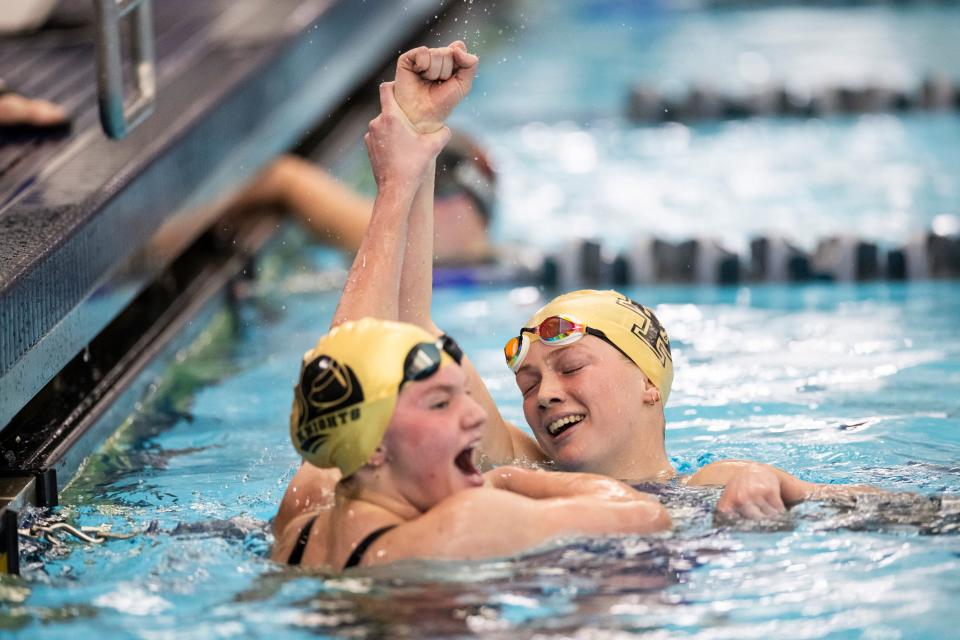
top-left (271, 42), bottom-right (671, 572)
top-left (351, 38), bottom-right (889, 521)
top-left (273, 318), bottom-right (670, 571)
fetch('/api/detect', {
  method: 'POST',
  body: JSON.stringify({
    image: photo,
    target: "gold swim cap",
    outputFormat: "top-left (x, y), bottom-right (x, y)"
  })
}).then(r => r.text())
top-left (523, 290), bottom-right (674, 404)
top-left (290, 318), bottom-right (457, 477)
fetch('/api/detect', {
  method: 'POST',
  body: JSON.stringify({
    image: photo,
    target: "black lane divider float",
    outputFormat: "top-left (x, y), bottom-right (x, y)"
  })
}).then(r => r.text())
top-left (541, 224), bottom-right (960, 289)
top-left (627, 74), bottom-right (959, 123)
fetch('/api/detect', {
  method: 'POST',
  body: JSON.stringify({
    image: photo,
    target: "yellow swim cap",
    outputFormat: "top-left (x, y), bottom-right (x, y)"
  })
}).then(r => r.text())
top-left (523, 290), bottom-right (674, 403)
top-left (290, 318), bottom-right (457, 477)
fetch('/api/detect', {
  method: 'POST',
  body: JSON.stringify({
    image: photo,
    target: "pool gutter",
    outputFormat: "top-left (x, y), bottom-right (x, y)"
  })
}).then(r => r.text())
top-left (0, 213), bottom-right (279, 574)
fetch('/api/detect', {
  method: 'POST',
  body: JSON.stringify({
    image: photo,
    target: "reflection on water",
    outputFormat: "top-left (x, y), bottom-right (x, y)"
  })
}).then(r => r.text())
top-left (4, 278), bottom-right (958, 638)
top-left (483, 114), bottom-right (960, 254)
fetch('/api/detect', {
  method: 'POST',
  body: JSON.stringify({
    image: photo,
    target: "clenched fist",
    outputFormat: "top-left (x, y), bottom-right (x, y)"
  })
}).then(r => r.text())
top-left (393, 41), bottom-right (479, 133)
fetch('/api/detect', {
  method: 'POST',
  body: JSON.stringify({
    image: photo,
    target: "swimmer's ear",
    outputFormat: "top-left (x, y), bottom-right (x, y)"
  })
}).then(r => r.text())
top-left (640, 377), bottom-right (661, 406)
top-left (367, 446), bottom-right (388, 467)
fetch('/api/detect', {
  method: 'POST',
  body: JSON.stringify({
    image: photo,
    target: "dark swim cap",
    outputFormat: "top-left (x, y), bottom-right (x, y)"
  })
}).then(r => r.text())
top-left (436, 130), bottom-right (496, 224)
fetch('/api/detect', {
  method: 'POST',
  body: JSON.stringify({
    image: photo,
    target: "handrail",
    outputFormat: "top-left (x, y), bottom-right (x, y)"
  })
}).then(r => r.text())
top-left (93, 0), bottom-right (157, 139)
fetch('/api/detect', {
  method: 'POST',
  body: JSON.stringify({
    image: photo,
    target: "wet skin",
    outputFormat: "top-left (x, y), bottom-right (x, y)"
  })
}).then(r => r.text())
top-left (513, 335), bottom-right (668, 479)
top-left (379, 363), bottom-right (488, 512)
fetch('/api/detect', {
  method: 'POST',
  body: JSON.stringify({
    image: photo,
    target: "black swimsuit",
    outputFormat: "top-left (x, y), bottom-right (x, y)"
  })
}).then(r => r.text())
top-left (286, 516), bottom-right (397, 571)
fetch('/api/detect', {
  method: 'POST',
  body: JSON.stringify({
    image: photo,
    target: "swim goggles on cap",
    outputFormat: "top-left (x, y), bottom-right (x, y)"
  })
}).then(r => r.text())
top-left (400, 334), bottom-right (464, 391)
top-left (503, 315), bottom-right (630, 373)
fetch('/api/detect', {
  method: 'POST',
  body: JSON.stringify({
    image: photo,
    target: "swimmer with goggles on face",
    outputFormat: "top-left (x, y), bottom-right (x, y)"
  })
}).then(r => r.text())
top-left (271, 43), bottom-right (671, 571)
top-left (275, 40), bottom-right (886, 543)
top-left (494, 287), bottom-right (886, 519)
top-left (505, 315), bottom-right (628, 372)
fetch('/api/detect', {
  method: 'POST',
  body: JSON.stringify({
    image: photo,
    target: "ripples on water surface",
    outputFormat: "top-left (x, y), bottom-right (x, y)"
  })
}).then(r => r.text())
top-left (445, 0), bottom-right (960, 250)
top-left (4, 1), bottom-right (960, 638)
top-left (464, 0), bottom-right (960, 122)
top-left (484, 114), bottom-right (960, 252)
top-left (2, 278), bottom-right (958, 639)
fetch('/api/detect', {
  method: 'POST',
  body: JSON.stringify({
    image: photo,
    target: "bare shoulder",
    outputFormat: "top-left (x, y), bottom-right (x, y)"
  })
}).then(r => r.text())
top-left (270, 507), bottom-right (330, 563)
top-left (270, 510), bottom-right (323, 564)
top-left (273, 464), bottom-right (340, 536)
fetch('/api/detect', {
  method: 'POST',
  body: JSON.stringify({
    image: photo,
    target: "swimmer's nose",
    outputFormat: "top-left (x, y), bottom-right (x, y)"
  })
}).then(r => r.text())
top-left (537, 372), bottom-right (566, 411)
top-left (463, 394), bottom-right (487, 432)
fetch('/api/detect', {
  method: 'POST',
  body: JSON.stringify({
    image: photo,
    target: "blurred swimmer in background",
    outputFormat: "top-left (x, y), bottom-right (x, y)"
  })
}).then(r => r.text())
top-left (271, 43), bottom-right (671, 571)
top-left (233, 131), bottom-right (496, 266)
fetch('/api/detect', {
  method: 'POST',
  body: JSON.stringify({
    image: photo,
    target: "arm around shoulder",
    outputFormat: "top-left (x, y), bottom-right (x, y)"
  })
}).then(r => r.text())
top-left (687, 459), bottom-right (817, 505)
top-left (380, 485), bottom-right (670, 565)
top-left (689, 459), bottom-right (885, 520)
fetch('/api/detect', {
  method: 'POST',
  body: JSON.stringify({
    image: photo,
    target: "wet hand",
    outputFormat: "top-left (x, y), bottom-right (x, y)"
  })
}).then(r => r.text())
top-left (365, 81), bottom-right (451, 193)
top-left (483, 466), bottom-right (519, 490)
top-left (394, 41), bottom-right (478, 133)
top-left (715, 464), bottom-right (787, 520)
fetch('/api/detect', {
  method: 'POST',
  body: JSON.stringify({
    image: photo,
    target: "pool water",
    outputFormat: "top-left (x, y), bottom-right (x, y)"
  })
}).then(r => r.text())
top-left (3, 269), bottom-right (958, 638)
top-left (457, 0), bottom-right (960, 123)
top-left (4, 1), bottom-right (960, 638)
top-left (445, 0), bottom-right (960, 251)
top-left (483, 114), bottom-right (960, 254)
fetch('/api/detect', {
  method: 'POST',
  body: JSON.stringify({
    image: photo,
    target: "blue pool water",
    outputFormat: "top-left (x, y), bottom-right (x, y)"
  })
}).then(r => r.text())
top-left (4, 1), bottom-right (960, 638)
top-left (456, 0), bottom-right (960, 123)
top-left (4, 276), bottom-right (959, 638)
top-left (443, 0), bottom-right (960, 251)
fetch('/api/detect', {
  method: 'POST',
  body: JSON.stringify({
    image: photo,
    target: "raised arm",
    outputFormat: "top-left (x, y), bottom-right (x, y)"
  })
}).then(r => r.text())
top-left (394, 41), bottom-right (478, 134)
top-left (391, 42), bottom-right (548, 467)
top-left (687, 459), bottom-right (885, 520)
top-left (392, 40), bottom-right (476, 326)
top-left (330, 82), bottom-right (449, 328)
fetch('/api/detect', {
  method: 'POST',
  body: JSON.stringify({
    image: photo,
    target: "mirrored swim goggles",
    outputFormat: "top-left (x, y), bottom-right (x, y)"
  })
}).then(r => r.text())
top-left (400, 334), bottom-right (464, 390)
top-left (503, 315), bottom-right (631, 373)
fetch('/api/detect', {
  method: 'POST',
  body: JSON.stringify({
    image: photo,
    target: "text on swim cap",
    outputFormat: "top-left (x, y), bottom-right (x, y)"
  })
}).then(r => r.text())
top-left (294, 355), bottom-right (367, 455)
top-left (298, 407), bottom-right (363, 454)
top-left (615, 295), bottom-right (672, 365)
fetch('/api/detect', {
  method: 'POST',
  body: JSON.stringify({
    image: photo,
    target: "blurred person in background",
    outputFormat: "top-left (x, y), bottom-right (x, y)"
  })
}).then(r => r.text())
top-left (0, 80), bottom-right (68, 130)
top-left (231, 129), bottom-right (496, 266)
top-left (0, 0), bottom-right (69, 131)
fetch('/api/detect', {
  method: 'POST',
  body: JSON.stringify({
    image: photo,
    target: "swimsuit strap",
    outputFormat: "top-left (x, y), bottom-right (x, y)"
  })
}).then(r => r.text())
top-left (286, 514), bottom-right (319, 566)
top-left (343, 525), bottom-right (397, 571)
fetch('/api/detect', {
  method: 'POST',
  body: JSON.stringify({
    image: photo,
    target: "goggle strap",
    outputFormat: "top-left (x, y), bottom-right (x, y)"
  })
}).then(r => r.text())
top-left (439, 334), bottom-right (463, 365)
